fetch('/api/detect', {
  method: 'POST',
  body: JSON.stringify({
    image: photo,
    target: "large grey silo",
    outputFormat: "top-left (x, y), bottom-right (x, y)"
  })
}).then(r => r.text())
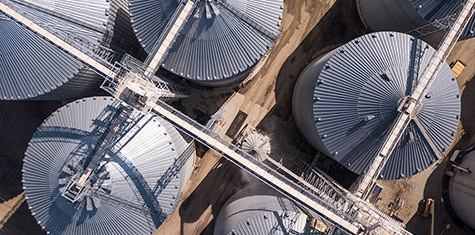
top-left (448, 149), bottom-right (475, 229)
top-left (22, 97), bottom-right (196, 234)
top-left (292, 31), bottom-right (460, 180)
top-left (128, 0), bottom-right (284, 86)
top-left (357, 0), bottom-right (475, 45)
top-left (214, 184), bottom-right (316, 235)
top-left (0, 0), bottom-right (129, 100)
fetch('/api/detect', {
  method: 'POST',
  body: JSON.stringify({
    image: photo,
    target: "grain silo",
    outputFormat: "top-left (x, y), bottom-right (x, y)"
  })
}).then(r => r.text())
top-left (0, 0), bottom-right (130, 100)
top-left (448, 149), bottom-right (475, 229)
top-left (357, 0), bottom-right (475, 45)
top-left (292, 31), bottom-right (460, 180)
top-left (128, 0), bottom-right (283, 86)
top-left (22, 96), bottom-right (196, 234)
top-left (214, 184), bottom-right (322, 235)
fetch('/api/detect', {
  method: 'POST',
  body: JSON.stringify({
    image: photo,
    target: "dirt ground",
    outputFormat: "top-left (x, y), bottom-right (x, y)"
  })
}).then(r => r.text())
top-left (164, 2), bottom-right (475, 234)
top-left (1, 0), bottom-right (474, 235)
top-left (155, 0), bottom-right (364, 234)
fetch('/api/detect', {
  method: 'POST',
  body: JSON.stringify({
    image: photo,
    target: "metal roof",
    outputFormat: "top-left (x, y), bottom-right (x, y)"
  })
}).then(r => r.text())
top-left (293, 32), bottom-right (460, 180)
top-left (17, 0), bottom-right (110, 32)
top-left (22, 97), bottom-right (195, 235)
top-left (358, 0), bottom-right (475, 40)
top-left (214, 184), bottom-right (314, 235)
top-left (449, 149), bottom-right (475, 229)
top-left (409, 0), bottom-right (475, 38)
top-left (11, 0), bottom-right (109, 45)
top-left (241, 131), bottom-right (271, 161)
top-left (0, 0), bottom-right (111, 100)
top-left (129, 0), bottom-right (283, 85)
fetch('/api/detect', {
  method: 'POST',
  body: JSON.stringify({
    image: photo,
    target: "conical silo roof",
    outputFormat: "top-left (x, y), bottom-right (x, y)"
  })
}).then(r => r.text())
top-left (22, 97), bottom-right (196, 234)
top-left (214, 184), bottom-right (313, 235)
top-left (129, 0), bottom-right (283, 86)
top-left (293, 31), bottom-right (460, 180)
top-left (0, 0), bottom-right (118, 100)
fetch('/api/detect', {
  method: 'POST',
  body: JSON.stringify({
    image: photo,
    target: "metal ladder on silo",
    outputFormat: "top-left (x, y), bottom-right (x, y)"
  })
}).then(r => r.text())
top-left (0, 0), bottom-right (422, 234)
top-left (151, 141), bottom-right (195, 197)
top-left (406, 13), bottom-right (458, 38)
top-left (355, 0), bottom-right (475, 200)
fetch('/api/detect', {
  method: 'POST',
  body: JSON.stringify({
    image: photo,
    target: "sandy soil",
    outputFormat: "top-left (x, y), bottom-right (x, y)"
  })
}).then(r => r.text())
top-left (155, 0), bottom-right (365, 234)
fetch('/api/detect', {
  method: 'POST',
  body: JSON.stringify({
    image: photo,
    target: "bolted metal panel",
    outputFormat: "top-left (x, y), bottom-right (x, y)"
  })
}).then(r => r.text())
top-left (292, 32), bottom-right (460, 180)
top-left (129, 0), bottom-right (283, 86)
top-left (22, 97), bottom-right (196, 235)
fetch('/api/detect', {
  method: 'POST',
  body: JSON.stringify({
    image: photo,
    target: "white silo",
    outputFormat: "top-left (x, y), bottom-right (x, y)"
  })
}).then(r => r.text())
top-left (22, 96), bottom-right (196, 234)
top-left (128, 0), bottom-right (284, 86)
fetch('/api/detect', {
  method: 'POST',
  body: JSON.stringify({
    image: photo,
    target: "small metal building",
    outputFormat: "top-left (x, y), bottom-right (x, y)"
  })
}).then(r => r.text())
top-left (358, 0), bottom-right (475, 45)
top-left (292, 31), bottom-right (460, 180)
top-left (129, 0), bottom-right (283, 86)
top-left (22, 97), bottom-right (196, 234)
top-left (449, 149), bottom-right (475, 229)
top-left (0, 0), bottom-right (130, 100)
top-left (214, 184), bottom-right (317, 235)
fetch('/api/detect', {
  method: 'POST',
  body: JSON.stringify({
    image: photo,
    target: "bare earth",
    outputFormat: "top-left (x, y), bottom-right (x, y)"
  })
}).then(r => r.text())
top-left (155, 0), bottom-right (364, 234)
top-left (2, 1), bottom-right (474, 235)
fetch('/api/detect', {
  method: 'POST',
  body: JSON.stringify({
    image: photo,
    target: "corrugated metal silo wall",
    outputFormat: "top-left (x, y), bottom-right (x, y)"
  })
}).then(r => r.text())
top-left (292, 50), bottom-right (337, 157)
top-left (448, 150), bottom-right (475, 230)
top-left (0, 1), bottom-right (112, 100)
top-left (357, 0), bottom-right (475, 46)
top-left (160, 118), bottom-right (196, 200)
top-left (291, 31), bottom-right (460, 180)
top-left (34, 68), bottom-right (103, 100)
top-left (106, 0), bottom-right (148, 60)
top-left (358, 0), bottom-right (427, 32)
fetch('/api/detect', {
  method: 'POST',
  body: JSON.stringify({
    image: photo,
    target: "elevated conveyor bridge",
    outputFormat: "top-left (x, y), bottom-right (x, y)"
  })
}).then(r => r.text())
top-left (355, 0), bottom-right (475, 199)
top-left (7, 0), bottom-right (475, 233)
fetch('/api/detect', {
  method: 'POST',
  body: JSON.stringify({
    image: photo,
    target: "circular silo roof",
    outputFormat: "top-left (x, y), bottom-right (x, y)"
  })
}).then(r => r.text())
top-left (409, 0), bottom-right (475, 38)
top-left (297, 31), bottom-right (460, 180)
top-left (449, 149), bottom-right (475, 229)
top-left (19, 0), bottom-right (110, 31)
top-left (214, 184), bottom-right (312, 235)
top-left (22, 97), bottom-right (196, 234)
top-left (0, 0), bottom-right (111, 100)
top-left (0, 14), bottom-right (84, 100)
top-left (129, 0), bottom-right (283, 85)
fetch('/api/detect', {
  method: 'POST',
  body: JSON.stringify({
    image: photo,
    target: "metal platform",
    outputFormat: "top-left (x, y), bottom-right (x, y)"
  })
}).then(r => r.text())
top-left (101, 70), bottom-right (411, 234)
top-left (355, 0), bottom-right (475, 199)
top-left (0, 0), bottom-right (434, 233)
